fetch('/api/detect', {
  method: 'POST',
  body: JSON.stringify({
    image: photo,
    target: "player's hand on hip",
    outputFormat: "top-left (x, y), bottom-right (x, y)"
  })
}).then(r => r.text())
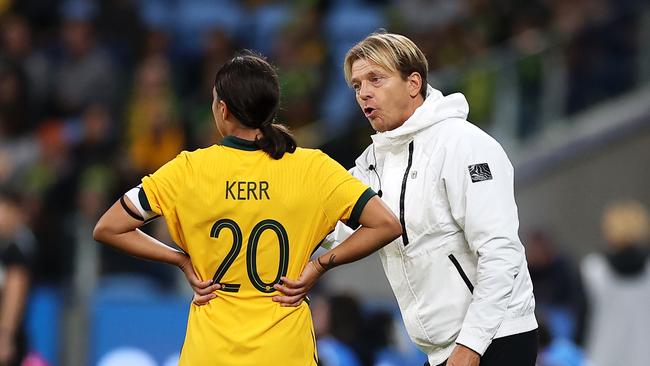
top-left (446, 344), bottom-right (480, 366)
top-left (272, 259), bottom-right (323, 307)
top-left (192, 291), bottom-right (217, 306)
top-left (178, 254), bottom-right (221, 306)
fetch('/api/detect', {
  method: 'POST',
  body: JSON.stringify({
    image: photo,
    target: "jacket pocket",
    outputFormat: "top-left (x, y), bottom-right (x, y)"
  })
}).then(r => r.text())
top-left (448, 254), bottom-right (474, 293)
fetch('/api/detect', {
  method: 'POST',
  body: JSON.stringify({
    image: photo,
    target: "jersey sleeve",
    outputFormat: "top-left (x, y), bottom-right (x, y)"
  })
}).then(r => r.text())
top-left (140, 151), bottom-right (191, 249)
top-left (315, 152), bottom-right (376, 230)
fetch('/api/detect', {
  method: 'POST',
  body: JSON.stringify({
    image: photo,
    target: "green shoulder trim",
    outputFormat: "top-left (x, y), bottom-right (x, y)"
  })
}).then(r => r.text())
top-left (220, 136), bottom-right (260, 151)
top-left (347, 187), bottom-right (377, 229)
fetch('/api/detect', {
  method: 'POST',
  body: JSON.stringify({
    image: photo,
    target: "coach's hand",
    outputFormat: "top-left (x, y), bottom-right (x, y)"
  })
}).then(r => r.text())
top-left (272, 259), bottom-right (325, 306)
top-left (447, 344), bottom-right (480, 366)
top-left (178, 255), bottom-right (221, 306)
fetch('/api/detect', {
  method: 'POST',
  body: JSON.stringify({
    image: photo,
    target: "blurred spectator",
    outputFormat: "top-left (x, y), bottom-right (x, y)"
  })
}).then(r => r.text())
top-left (394, 0), bottom-right (467, 32)
top-left (70, 104), bottom-right (116, 173)
top-left (23, 120), bottom-right (77, 282)
top-left (463, 0), bottom-right (512, 45)
top-left (0, 190), bottom-right (35, 366)
top-left (312, 294), bottom-right (364, 366)
top-left (8, 1), bottom-right (59, 35)
top-left (0, 14), bottom-right (50, 124)
top-left (244, 0), bottom-right (291, 57)
top-left (70, 103), bottom-right (117, 294)
top-left (182, 28), bottom-right (236, 148)
top-left (426, 24), bottom-right (466, 70)
top-left (50, 3), bottom-right (117, 115)
top-left (0, 134), bottom-right (39, 187)
top-left (526, 229), bottom-right (583, 340)
top-left (366, 310), bottom-right (397, 366)
top-left (140, 28), bottom-right (173, 60)
top-left (319, 0), bottom-right (384, 135)
top-left (125, 55), bottom-right (184, 175)
top-left (580, 200), bottom-right (650, 366)
top-left (312, 294), bottom-right (426, 366)
top-left (0, 62), bottom-right (29, 138)
top-left (563, 0), bottom-right (639, 114)
top-left (115, 55), bottom-right (184, 287)
top-left (510, 10), bottom-right (547, 139)
top-left (273, 8), bottom-right (327, 129)
top-left (96, 0), bottom-right (145, 69)
top-left (171, 0), bottom-right (243, 58)
top-left (537, 317), bottom-right (589, 366)
top-left (74, 164), bottom-right (110, 311)
top-left (366, 309), bottom-right (427, 366)
top-left (457, 62), bottom-right (494, 127)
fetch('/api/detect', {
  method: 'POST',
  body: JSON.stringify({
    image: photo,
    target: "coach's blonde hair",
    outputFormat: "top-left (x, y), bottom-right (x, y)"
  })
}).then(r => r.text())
top-left (344, 32), bottom-right (428, 98)
top-left (602, 200), bottom-right (650, 247)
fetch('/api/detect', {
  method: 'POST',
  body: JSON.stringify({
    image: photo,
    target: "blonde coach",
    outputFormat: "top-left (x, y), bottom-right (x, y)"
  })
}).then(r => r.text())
top-left (276, 32), bottom-right (538, 366)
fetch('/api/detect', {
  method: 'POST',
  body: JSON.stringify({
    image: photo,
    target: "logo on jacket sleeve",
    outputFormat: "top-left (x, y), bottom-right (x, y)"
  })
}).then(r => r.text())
top-left (468, 163), bottom-right (492, 182)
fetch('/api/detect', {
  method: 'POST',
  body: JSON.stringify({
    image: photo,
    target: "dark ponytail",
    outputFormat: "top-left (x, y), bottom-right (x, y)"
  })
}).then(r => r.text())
top-left (214, 51), bottom-right (297, 159)
top-left (257, 123), bottom-right (297, 159)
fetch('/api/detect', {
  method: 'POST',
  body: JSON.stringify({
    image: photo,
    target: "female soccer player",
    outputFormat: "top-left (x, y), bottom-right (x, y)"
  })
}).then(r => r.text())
top-left (93, 52), bottom-right (401, 365)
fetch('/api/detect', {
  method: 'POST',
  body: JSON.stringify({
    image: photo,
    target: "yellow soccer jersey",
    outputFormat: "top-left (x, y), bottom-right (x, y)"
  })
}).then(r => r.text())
top-left (140, 136), bottom-right (375, 366)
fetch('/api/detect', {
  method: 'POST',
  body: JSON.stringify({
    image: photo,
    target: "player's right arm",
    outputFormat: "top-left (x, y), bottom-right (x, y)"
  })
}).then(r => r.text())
top-left (93, 191), bottom-right (222, 302)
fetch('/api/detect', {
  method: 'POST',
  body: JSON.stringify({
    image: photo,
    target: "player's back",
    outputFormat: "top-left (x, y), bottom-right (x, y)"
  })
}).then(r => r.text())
top-left (141, 136), bottom-right (372, 365)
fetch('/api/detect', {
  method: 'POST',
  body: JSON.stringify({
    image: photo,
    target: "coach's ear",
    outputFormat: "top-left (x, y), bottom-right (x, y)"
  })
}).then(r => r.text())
top-left (407, 72), bottom-right (422, 98)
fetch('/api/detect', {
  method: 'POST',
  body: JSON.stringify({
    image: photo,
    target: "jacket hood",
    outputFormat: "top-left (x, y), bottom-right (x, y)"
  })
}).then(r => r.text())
top-left (371, 85), bottom-right (469, 148)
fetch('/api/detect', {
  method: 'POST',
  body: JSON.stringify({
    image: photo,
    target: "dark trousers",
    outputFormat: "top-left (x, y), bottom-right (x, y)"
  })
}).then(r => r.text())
top-left (425, 329), bottom-right (538, 366)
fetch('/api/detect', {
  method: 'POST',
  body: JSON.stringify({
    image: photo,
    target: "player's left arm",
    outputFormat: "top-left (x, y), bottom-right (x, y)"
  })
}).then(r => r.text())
top-left (320, 164), bottom-right (369, 250)
top-left (93, 191), bottom-right (220, 301)
top-left (273, 195), bottom-right (401, 306)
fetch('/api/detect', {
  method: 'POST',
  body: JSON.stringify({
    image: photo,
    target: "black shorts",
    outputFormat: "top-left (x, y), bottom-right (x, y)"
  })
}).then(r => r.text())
top-left (425, 329), bottom-right (538, 366)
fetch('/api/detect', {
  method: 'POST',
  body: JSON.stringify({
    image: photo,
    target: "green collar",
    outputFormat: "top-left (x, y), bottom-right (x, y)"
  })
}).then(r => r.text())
top-left (220, 136), bottom-right (260, 151)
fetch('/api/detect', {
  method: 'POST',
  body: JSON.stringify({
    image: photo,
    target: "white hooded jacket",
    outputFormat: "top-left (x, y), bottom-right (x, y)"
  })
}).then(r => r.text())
top-left (325, 86), bottom-right (537, 365)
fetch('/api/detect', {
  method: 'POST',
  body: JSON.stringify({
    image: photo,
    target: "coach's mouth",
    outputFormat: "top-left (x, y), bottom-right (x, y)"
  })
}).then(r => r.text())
top-left (363, 107), bottom-right (377, 118)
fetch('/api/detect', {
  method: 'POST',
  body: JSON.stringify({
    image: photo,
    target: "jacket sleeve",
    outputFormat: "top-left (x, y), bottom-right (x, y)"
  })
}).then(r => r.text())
top-left (441, 132), bottom-right (526, 355)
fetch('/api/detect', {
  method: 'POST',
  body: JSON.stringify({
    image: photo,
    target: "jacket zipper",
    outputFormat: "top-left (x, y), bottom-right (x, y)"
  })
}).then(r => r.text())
top-left (448, 254), bottom-right (474, 293)
top-left (399, 141), bottom-right (414, 246)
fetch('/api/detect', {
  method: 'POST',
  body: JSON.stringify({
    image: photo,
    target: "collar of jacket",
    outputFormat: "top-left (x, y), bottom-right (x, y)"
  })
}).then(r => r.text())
top-left (371, 85), bottom-right (470, 150)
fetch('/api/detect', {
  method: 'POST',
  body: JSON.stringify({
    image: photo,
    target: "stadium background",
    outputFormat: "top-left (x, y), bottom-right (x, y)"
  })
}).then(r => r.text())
top-left (0, 0), bottom-right (648, 365)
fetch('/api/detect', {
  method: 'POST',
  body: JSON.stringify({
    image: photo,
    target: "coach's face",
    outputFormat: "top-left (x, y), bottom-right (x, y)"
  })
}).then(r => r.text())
top-left (350, 58), bottom-right (423, 132)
